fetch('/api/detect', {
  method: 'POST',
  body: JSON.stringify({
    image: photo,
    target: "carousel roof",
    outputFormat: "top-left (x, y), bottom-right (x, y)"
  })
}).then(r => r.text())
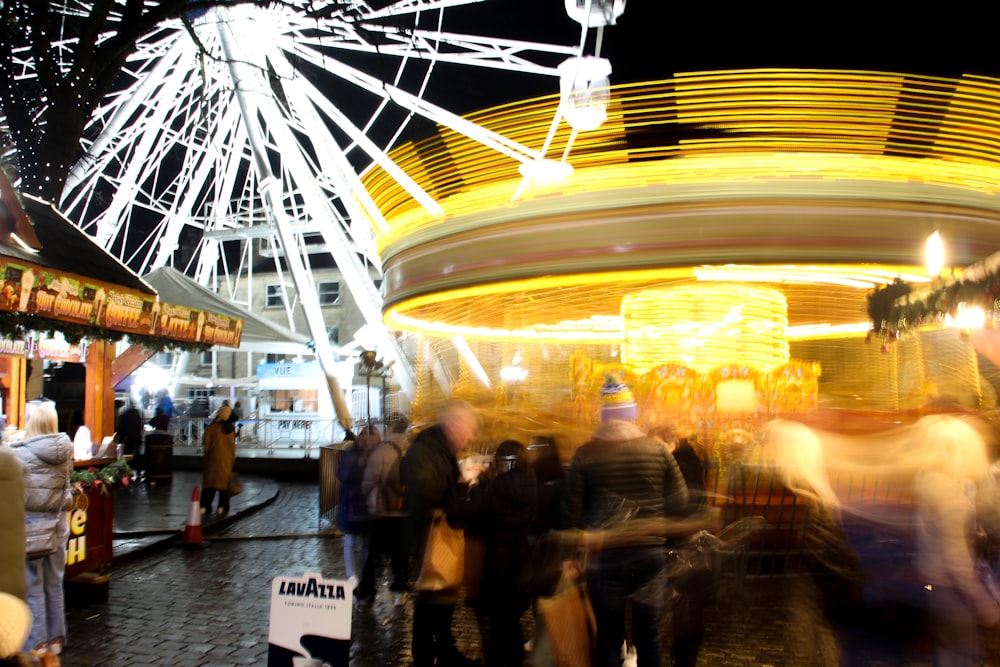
top-left (142, 266), bottom-right (311, 355)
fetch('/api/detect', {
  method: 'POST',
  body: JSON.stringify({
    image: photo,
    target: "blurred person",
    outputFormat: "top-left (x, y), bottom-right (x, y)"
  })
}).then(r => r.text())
top-left (528, 435), bottom-right (565, 536)
top-left (761, 416), bottom-right (1000, 665)
top-left (562, 378), bottom-right (689, 667)
top-left (651, 427), bottom-right (705, 508)
top-left (452, 440), bottom-right (537, 667)
top-left (117, 399), bottom-right (143, 477)
top-left (399, 400), bottom-right (481, 667)
top-left (357, 424), bottom-right (408, 602)
top-left (156, 390), bottom-right (174, 420)
top-left (760, 419), bottom-right (898, 662)
top-left (10, 405), bottom-right (73, 658)
top-left (210, 400), bottom-right (230, 421)
top-left (387, 412), bottom-right (410, 445)
top-left (651, 426), bottom-right (710, 667)
top-left (0, 447), bottom-right (26, 601)
top-left (337, 424), bottom-right (374, 595)
top-left (149, 389), bottom-right (174, 431)
top-left (200, 405), bottom-right (236, 517)
top-left (0, 592), bottom-right (32, 667)
top-left (231, 401), bottom-right (243, 441)
top-left (522, 434), bottom-right (566, 657)
top-left (911, 415), bottom-right (998, 666)
top-left (148, 406), bottom-right (170, 432)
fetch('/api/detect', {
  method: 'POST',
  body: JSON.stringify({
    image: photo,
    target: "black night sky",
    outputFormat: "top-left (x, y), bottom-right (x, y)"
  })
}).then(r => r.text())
top-left (422, 0), bottom-right (1000, 118)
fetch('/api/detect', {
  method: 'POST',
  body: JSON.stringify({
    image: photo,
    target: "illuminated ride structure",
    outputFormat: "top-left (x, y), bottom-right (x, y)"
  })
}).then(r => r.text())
top-left (369, 70), bottom-right (1000, 444)
top-left (9, 3), bottom-right (1000, 444)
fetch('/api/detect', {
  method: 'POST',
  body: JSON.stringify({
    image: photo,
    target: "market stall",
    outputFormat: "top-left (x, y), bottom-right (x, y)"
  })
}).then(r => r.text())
top-left (0, 171), bottom-right (244, 595)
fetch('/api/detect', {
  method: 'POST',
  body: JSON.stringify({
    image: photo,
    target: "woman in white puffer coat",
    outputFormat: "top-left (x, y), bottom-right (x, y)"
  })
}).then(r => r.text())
top-left (9, 405), bottom-right (73, 658)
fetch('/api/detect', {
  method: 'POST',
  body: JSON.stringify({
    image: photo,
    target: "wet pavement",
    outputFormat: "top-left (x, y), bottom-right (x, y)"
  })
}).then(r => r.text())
top-left (55, 469), bottom-right (1000, 666)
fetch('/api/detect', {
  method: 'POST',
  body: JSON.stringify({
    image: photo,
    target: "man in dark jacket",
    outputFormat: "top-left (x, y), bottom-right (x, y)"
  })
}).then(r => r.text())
top-left (399, 400), bottom-right (480, 667)
top-left (563, 379), bottom-right (689, 667)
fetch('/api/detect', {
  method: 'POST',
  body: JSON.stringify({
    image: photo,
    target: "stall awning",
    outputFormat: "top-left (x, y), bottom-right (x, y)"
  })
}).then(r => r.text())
top-left (143, 267), bottom-right (312, 355)
top-left (0, 191), bottom-right (242, 348)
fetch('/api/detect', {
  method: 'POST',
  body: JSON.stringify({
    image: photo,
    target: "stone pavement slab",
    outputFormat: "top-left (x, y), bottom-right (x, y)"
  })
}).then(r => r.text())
top-left (111, 470), bottom-right (284, 562)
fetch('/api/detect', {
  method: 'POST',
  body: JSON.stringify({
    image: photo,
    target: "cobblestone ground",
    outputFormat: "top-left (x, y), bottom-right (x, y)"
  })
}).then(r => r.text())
top-left (60, 480), bottom-right (1000, 666)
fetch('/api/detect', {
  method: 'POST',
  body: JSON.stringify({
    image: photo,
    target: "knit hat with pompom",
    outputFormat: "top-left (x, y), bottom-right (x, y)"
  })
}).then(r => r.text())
top-left (0, 592), bottom-right (31, 658)
top-left (599, 376), bottom-right (638, 423)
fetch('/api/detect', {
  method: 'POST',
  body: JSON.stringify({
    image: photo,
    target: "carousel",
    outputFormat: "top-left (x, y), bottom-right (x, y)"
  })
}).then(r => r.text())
top-left (365, 70), bottom-right (1000, 459)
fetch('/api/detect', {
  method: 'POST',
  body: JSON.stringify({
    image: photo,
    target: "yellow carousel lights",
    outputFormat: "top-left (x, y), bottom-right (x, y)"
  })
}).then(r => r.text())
top-left (621, 285), bottom-right (789, 375)
top-left (367, 69), bottom-right (1000, 393)
top-left (367, 69), bottom-right (1000, 252)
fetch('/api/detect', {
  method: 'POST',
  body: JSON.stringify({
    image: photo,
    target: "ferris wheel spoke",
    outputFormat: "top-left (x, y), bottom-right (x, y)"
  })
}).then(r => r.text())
top-left (357, 0), bottom-right (489, 19)
top-left (287, 37), bottom-right (544, 163)
top-left (300, 27), bottom-right (577, 76)
top-left (66, 36), bottom-right (192, 193)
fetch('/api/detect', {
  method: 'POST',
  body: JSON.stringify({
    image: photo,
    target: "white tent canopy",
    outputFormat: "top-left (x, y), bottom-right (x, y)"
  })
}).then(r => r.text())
top-left (143, 266), bottom-right (313, 355)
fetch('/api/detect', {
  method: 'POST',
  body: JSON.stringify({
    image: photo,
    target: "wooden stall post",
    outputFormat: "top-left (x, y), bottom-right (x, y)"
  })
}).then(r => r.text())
top-left (84, 339), bottom-right (115, 443)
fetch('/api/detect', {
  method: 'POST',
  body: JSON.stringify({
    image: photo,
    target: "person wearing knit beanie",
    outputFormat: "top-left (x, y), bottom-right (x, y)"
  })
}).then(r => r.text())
top-left (0, 592), bottom-right (31, 660)
top-left (564, 376), bottom-right (690, 667)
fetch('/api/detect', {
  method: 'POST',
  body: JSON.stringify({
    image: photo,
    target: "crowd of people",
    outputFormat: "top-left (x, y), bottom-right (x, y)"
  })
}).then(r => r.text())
top-left (336, 380), bottom-right (719, 667)
top-left (336, 383), bottom-right (1000, 667)
top-left (0, 396), bottom-right (244, 667)
top-left (7, 380), bottom-right (1000, 667)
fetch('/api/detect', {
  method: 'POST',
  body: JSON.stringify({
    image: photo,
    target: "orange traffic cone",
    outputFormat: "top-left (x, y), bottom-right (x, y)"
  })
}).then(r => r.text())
top-left (182, 486), bottom-right (204, 548)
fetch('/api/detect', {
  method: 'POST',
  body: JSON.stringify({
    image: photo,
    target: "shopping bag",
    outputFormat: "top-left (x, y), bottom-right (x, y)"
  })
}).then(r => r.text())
top-left (537, 566), bottom-right (596, 667)
top-left (228, 471), bottom-right (243, 496)
top-left (414, 509), bottom-right (465, 591)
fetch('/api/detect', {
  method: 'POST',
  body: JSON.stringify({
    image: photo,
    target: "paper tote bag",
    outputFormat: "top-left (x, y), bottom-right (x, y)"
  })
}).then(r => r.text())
top-left (537, 573), bottom-right (597, 667)
top-left (414, 510), bottom-right (465, 592)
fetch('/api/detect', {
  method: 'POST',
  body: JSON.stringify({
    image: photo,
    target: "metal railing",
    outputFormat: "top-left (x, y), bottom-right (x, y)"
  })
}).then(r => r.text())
top-left (157, 417), bottom-right (347, 457)
top-left (703, 463), bottom-right (918, 592)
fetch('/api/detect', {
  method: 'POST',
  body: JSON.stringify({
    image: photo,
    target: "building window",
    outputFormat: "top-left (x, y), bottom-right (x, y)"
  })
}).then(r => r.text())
top-left (327, 325), bottom-right (339, 346)
top-left (199, 350), bottom-right (213, 366)
top-left (318, 281), bottom-right (340, 306)
top-left (265, 353), bottom-right (286, 364)
top-left (155, 352), bottom-right (174, 366)
top-left (266, 284), bottom-right (283, 308)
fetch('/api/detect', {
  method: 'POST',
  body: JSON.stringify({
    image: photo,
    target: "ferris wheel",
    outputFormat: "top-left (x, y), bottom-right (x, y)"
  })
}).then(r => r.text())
top-left (14, 0), bottom-right (620, 399)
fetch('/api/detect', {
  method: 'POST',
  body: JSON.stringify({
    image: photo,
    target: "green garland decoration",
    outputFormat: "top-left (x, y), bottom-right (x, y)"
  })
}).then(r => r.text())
top-left (868, 273), bottom-right (1000, 336)
top-left (71, 457), bottom-right (134, 495)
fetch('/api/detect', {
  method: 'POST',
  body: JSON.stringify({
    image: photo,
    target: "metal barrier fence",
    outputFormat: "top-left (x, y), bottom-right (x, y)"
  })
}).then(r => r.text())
top-left (703, 463), bottom-right (918, 590)
top-left (159, 417), bottom-right (346, 457)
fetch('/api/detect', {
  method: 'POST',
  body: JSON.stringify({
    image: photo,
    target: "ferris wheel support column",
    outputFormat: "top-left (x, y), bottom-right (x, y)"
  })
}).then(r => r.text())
top-left (217, 11), bottom-right (353, 430)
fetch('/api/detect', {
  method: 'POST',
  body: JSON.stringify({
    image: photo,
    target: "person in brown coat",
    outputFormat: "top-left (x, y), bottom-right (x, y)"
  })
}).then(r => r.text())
top-left (200, 405), bottom-right (236, 517)
top-left (0, 447), bottom-right (26, 601)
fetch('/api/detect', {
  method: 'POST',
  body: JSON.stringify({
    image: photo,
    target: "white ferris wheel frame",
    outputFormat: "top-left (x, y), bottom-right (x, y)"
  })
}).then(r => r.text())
top-left (11, 0), bottom-right (612, 405)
